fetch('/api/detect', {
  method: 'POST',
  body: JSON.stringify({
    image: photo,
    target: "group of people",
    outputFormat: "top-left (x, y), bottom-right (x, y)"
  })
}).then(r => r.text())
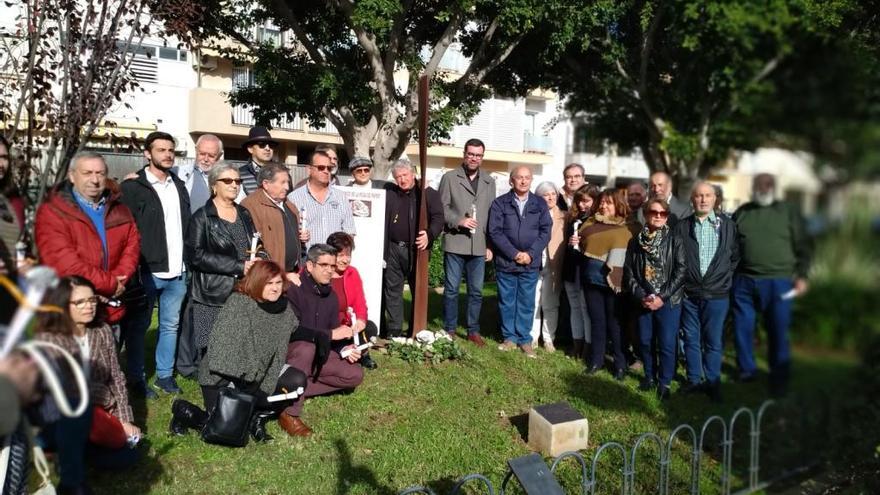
top-left (433, 139), bottom-right (809, 405)
top-left (0, 127), bottom-right (809, 493)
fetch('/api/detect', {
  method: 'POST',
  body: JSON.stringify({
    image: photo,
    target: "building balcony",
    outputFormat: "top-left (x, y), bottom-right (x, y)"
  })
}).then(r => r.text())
top-left (189, 87), bottom-right (341, 144)
top-left (523, 133), bottom-right (552, 154)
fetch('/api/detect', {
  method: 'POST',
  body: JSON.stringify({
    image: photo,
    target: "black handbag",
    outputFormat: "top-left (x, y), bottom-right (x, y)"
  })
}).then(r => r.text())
top-left (200, 387), bottom-right (257, 447)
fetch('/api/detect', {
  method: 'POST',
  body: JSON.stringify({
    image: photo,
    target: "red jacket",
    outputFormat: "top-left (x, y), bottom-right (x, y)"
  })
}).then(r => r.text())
top-left (337, 266), bottom-right (368, 326)
top-left (35, 180), bottom-right (141, 322)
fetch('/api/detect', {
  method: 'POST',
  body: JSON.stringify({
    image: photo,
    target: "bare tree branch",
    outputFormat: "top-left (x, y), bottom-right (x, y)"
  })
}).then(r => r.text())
top-left (638, 0), bottom-right (665, 96)
top-left (335, 0), bottom-right (393, 107)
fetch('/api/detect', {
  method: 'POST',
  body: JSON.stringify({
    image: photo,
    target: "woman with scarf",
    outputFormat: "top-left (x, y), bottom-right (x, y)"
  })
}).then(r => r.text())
top-left (623, 199), bottom-right (685, 400)
top-left (169, 260), bottom-right (307, 442)
top-left (579, 189), bottom-right (633, 380)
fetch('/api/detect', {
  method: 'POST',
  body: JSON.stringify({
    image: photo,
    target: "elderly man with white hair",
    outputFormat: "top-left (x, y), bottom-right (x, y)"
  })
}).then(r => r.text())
top-left (732, 173), bottom-right (810, 397)
top-left (674, 181), bottom-right (739, 402)
top-left (530, 181), bottom-right (566, 352)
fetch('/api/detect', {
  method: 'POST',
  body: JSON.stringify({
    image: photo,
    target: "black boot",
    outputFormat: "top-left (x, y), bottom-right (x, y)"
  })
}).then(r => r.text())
top-left (359, 352), bottom-right (378, 370)
top-left (249, 412), bottom-right (274, 442)
top-left (170, 399), bottom-right (207, 436)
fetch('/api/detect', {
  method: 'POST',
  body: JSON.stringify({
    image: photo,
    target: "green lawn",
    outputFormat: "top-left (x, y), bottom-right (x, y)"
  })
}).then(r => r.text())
top-left (89, 285), bottom-right (860, 494)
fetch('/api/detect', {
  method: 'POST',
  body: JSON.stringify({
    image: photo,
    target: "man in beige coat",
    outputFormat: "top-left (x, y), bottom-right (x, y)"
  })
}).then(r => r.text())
top-left (438, 138), bottom-right (496, 346)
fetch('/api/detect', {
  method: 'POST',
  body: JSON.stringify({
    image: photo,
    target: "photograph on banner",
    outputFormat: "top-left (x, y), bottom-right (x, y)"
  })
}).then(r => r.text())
top-left (336, 186), bottom-right (386, 328)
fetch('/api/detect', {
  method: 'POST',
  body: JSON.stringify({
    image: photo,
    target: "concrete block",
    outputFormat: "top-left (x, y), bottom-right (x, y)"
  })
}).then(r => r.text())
top-left (527, 402), bottom-right (589, 457)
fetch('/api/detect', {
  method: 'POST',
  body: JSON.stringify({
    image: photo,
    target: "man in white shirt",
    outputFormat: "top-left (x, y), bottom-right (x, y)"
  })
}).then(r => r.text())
top-left (120, 131), bottom-right (190, 397)
top-left (288, 151), bottom-right (355, 248)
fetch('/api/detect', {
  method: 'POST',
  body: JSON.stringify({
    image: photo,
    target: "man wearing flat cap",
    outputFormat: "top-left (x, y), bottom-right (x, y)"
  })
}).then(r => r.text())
top-left (239, 126), bottom-right (279, 197)
top-left (346, 156), bottom-right (387, 190)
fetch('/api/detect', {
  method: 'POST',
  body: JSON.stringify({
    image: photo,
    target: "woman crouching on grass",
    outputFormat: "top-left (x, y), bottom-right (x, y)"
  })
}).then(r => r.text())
top-left (169, 260), bottom-right (307, 442)
top-left (35, 276), bottom-right (141, 493)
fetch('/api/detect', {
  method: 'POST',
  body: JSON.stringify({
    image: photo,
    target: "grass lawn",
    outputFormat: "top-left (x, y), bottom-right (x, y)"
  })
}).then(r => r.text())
top-left (90, 284), bottom-right (860, 494)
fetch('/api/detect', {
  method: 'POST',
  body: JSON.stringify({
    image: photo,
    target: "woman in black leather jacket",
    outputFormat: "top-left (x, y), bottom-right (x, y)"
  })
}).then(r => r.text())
top-left (623, 198), bottom-right (685, 400)
top-left (185, 162), bottom-right (262, 355)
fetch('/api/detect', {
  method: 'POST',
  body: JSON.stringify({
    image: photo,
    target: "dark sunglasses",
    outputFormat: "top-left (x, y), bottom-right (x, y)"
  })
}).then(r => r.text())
top-left (352, 167), bottom-right (371, 174)
top-left (216, 178), bottom-right (243, 185)
top-left (648, 210), bottom-right (669, 218)
top-left (255, 142), bottom-right (277, 150)
top-left (311, 165), bottom-right (332, 172)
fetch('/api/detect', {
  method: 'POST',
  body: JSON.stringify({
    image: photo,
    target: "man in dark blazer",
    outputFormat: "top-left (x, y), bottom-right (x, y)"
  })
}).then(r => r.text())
top-left (437, 138), bottom-right (496, 346)
top-left (382, 159), bottom-right (444, 337)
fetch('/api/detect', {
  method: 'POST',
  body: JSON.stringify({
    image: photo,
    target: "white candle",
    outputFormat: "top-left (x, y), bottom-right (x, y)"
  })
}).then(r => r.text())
top-left (348, 307), bottom-right (359, 346)
top-left (573, 220), bottom-right (582, 252)
top-left (249, 232), bottom-right (261, 261)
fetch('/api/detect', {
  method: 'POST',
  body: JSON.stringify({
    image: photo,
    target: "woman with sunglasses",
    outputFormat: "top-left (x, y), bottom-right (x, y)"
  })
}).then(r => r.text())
top-left (623, 198), bottom-right (685, 400)
top-left (35, 276), bottom-right (140, 492)
top-left (185, 162), bottom-right (262, 357)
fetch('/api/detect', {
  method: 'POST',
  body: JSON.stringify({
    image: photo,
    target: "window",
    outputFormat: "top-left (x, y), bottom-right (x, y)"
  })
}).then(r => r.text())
top-left (159, 47), bottom-right (177, 60)
top-left (573, 123), bottom-right (604, 154)
top-left (257, 27), bottom-right (281, 47)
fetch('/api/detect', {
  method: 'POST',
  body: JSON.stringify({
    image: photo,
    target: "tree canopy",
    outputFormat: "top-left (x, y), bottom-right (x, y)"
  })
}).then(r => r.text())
top-left (195, 0), bottom-right (580, 176)
top-left (488, 0), bottom-right (880, 183)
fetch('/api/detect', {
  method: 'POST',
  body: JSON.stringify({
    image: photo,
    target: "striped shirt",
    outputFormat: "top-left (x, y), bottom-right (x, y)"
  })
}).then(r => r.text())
top-left (288, 183), bottom-right (356, 249)
top-left (693, 210), bottom-right (719, 276)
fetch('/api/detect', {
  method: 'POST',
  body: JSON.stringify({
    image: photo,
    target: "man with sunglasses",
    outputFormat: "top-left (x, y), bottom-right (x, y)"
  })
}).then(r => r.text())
top-left (288, 150), bottom-right (355, 251)
top-left (239, 126), bottom-right (279, 197)
top-left (347, 156), bottom-right (387, 189)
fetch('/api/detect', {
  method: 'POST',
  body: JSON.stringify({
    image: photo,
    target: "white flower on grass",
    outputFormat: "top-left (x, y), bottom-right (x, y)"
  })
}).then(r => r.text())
top-left (416, 330), bottom-right (436, 345)
top-left (391, 337), bottom-right (408, 344)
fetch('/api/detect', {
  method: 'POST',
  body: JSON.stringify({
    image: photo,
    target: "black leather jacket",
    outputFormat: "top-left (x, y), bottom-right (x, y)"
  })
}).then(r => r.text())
top-left (623, 227), bottom-right (686, 305)
top-left (185, 201), bottom-right (258, 306)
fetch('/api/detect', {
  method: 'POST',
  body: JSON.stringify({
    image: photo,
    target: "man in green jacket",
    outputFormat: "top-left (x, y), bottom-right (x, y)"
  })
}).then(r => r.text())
top-left (732, 173), bottom-right (811, 397)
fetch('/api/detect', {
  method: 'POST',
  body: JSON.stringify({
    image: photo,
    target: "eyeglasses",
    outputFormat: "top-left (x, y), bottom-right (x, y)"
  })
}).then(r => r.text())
top-left (648, 210), bottom-right (669, 218)
top-left (216, 178), bottom-right (243, 185)
top-left (255, 142), bottom-right (277, 150)
top-left (352, 168), bottom-right (371, 174)
top-left (564, 174), bottom-right (583, 180)
top-left (311, 165), bottom-right (332, 172)
top-left (315, 262), bottom-right (337, 270)
top-left (465, 152), bottom-right (484, 159)
top-left (70, 296), bottom-right (99, 309)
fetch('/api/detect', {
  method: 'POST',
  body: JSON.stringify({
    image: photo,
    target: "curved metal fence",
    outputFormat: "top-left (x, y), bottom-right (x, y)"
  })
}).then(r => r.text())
top-left (399, 397), bottom-right (825, 495)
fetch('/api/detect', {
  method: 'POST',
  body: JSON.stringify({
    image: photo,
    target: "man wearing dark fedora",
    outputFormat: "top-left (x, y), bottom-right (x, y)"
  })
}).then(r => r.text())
top-left (346, 156), bottom-right (387, 190)
top-left (239, 126), bottom-right (279, 197)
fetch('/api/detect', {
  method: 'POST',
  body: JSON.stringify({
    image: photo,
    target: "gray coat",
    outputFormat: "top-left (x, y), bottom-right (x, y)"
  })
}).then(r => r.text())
top-left (198, 292), bottom-right (298, 395)
top-left (438, 165), bottom-right (496, 256)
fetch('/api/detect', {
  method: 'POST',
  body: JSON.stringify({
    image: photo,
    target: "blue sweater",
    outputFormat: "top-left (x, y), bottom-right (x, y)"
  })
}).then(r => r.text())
top-left (73, 191), bottom-right (108, 263)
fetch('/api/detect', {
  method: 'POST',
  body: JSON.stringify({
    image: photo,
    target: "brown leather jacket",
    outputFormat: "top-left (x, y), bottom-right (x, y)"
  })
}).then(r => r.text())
top-left (241, 190), bottom-right (301, 272)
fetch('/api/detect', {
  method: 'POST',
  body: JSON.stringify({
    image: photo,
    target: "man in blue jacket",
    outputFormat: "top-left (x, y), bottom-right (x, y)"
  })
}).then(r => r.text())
top-left (488, 166), bottom-right (551, 358)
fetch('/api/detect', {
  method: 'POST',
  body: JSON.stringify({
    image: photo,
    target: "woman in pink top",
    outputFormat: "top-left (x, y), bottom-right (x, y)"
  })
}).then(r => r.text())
top-left (326, 231), bottom-right (378, 369)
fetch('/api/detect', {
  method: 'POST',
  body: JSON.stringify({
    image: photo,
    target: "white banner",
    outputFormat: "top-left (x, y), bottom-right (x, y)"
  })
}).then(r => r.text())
top-left (336, 186), bottom-right (386, 327)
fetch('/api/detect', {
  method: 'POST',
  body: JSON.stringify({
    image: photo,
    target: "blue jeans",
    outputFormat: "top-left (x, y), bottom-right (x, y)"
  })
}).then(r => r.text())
top-left (442, 252), bottom-right (485, 335)
top-left (584, 285), bottom-right (625, 371)
top-left (681, 297), bottom-right (729, 385)
top-left (637, 302), bottom-right (682, 387)
top-left (122, 270), bottom-right (187, 381)
top-left (495, 270), bottom-right (540, 345)
top-left (732, 275), bottom-right (793, 382)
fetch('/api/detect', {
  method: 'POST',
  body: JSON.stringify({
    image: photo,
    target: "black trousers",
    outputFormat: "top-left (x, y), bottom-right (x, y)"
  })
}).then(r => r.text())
top-left (175, 295), bottom-right (200, 376)
top-left (383, 242), bottom-right (416, 337)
